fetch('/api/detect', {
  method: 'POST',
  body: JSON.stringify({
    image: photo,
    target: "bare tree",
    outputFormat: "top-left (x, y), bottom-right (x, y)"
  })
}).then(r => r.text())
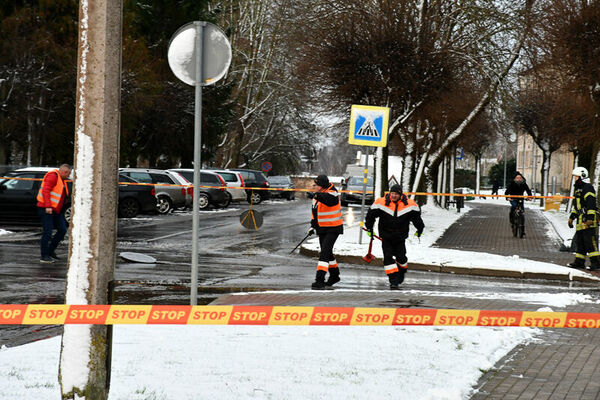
top-left (288, 0), bottom-right (535, 200)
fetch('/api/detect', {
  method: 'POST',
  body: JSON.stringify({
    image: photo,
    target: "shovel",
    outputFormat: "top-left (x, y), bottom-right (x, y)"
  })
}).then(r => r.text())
top-left (362, 236), bottom-right (375, 263)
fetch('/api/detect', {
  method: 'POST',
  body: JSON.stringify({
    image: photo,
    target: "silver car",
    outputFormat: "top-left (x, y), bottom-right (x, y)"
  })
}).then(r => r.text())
top-left (340, 176), bottom-right (374, 206)
top-left (205, 169), bottom-right (246, 202)
top-left (119, 168), bottom-right (191, 214)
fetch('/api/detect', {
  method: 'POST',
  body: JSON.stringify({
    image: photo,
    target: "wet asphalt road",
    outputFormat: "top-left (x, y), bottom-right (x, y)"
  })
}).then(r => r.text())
top-left (1, 199), bottom-right (599, 346)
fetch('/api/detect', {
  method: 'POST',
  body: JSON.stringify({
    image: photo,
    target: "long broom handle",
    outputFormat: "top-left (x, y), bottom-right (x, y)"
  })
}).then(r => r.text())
top-left (290, 232), bottom-right (313, 254)
top-left (361, 227), bottom-right (382, 241)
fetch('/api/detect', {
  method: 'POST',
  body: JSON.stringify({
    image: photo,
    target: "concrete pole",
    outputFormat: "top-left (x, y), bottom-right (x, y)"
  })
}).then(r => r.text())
top-left (59, 0), bottom-right (122, 399)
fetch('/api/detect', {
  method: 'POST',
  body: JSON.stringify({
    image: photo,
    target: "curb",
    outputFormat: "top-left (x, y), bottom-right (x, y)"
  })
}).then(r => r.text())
top-left (299, 247), bottom-right (600, 283)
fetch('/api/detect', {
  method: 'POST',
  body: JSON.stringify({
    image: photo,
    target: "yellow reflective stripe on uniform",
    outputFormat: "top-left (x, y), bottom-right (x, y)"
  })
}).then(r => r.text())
top-left (576, 253), bottom-right (586, 259)
top-left (590, 252), bottom-right (600, 257)
top-left (584, 192), bottom-right (596, 200)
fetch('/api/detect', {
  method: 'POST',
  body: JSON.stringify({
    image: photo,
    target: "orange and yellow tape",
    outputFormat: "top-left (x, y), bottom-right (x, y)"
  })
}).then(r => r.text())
top-left (2, 304), bottom-right (599, 327)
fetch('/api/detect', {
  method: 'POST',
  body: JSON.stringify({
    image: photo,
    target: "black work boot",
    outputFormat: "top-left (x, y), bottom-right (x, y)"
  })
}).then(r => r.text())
top-left (567, 260), bottom-right (585, 269)
top-left (589, 257), bottom-right (600, 271)
top-left (325, 268), bottom-right (340, 287)
top-left (388, 272), bottom-right (401, 290)
top-left (311, 270), bottom-right (327, 290)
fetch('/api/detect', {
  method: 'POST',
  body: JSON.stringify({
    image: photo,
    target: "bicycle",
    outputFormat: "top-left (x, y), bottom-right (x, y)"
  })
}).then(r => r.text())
top-left (510, 199), bottom-right (525, 239)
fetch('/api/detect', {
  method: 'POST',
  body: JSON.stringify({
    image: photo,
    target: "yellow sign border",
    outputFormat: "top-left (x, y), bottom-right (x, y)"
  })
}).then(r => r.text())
top-left (348, 104), bottom-right (390, 147)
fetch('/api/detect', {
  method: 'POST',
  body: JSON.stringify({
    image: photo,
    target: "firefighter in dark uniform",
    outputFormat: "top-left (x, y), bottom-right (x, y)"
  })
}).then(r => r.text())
top-left (365, 185), bottom-right (424, 289)
top-left (567, 167), bottom-right (599, 270)
top-left (307, 174), bottom-right (343, 289)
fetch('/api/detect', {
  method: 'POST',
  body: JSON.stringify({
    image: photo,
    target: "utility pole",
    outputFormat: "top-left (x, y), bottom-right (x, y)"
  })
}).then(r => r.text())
top-left (59, 0), bottom-right (122, 399)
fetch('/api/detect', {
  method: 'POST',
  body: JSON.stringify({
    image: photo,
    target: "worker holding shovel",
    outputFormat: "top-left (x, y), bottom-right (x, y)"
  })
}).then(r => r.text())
top-left (365, 185), bottom-right (424, 289)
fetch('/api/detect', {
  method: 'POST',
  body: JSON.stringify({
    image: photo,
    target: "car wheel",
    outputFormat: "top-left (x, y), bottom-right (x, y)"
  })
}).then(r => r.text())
top-left (119, 198), bottom-right (140, 218)
top-left (63, 206), bottom-right (72, 223)
top-left (215, 193), bottom-right (231, 208)
top-left (156, 195), bottom-right (173, 214)
top-left (247, 192), bottom-right (262, 205)
top-left (197, 193), bottom-right (210, 210)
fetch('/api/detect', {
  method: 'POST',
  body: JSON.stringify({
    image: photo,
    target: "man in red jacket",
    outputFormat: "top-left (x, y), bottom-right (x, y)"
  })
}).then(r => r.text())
top-left (36, 164), bottom-right (72, 263)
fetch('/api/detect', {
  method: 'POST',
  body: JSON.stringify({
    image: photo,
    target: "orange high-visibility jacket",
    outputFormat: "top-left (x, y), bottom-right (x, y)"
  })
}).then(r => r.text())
top-left (365, 193), bottom-right (424, 239)
top-left (311, 183), bottom-right (343, 228)
top-left (36, 169), bottom-right (69, 212)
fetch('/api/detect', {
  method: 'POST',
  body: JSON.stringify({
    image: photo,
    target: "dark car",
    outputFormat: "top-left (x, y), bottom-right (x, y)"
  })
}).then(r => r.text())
top-left (340, 176), bottom-right (374, 206)
top-left (0, 168), bottom-right (156, 225)
top-left (167, 169), bottom-right (231, 210)
top-left (267, 176), bottom-right (295, 200)
top-left (229, 168), bottom-right (271, 204)
top-left (117, 174), bottom-right (158, 218)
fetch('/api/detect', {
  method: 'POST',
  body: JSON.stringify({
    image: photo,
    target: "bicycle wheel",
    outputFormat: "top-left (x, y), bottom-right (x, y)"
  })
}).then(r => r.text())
top-left (518, 213), bottom-right (525, 238)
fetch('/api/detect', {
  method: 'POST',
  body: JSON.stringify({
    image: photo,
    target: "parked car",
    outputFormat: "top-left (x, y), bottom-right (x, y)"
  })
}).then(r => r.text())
top-left (205, 169), bottom-right (246, 202)
top-left (229, 168), bottom-right (271, 204)
top-left (340, 176), bottom-right (374, 206)
top-left (117, 174), bottom-right (158, 218)
top-left (267, 175), bottom-right (295, 200)
top-left (0, 167), bottom-right (156, 225)
top-left (119, 168), bottom-right (191, 214)
top-left (168, 169), bottom-right (231, 210)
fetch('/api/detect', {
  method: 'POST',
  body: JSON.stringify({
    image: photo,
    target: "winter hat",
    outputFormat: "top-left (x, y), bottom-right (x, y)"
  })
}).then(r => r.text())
top-left (314, 174), bottom-right (329, 187)
top-left (389, 184), bottom-right (402, 194)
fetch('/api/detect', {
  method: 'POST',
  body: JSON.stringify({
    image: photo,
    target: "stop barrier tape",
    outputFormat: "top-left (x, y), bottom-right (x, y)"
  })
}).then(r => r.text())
top-left (3, 305), bottom-right (600, 328)
top-left (0, 176), bottom-right (573, 199)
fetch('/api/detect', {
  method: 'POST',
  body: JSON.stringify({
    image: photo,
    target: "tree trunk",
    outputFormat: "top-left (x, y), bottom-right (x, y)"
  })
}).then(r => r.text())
top-left (567, 152), bottom-right (578, 213)
top-left (540, 150), bottom-right (551, 208)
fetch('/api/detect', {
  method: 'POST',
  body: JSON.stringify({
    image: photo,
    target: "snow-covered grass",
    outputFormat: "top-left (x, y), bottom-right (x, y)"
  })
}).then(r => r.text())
top-left (0, 324), bottom-right (541, 400)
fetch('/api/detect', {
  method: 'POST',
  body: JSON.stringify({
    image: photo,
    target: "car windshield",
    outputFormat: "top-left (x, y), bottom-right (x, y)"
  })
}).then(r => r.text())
top-left (348, 177), bottom-right (373, 186)
top-left (268, 176), bottom-right (290, 184)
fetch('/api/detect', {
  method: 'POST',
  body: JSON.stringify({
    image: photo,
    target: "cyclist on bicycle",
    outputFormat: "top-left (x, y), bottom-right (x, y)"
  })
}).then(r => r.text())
top-left (505, 172), bottom-right (532, 225)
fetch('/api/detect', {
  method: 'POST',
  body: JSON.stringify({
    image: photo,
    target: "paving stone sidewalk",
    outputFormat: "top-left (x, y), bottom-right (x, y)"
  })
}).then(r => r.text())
top-left (436, 203), bottom-right (600, 400)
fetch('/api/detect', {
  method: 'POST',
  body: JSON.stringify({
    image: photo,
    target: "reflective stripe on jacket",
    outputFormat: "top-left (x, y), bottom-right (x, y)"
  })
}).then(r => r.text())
top-left (570, 182), bottom-right (597, 231)
top-left (36, 169), bottom-right (68, 212)
top-left (365, 193), bottom-right (424, 239)
top-left (311, 183), bottom-right (343, 228)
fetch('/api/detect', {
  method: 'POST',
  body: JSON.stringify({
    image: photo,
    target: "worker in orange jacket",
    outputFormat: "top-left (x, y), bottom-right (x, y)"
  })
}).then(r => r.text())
top-left (36, 164), bottom-right (72, 263)
top-left (365, 185), bottom-right (424, 289)
top-left (307, 174), bottom-right (343, 289)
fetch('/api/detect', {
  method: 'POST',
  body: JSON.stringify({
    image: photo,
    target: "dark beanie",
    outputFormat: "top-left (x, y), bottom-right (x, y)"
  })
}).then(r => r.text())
top-left (314, 174), bottom-right (329, 187)
top-left (390, 184), bottom-right (402, 194)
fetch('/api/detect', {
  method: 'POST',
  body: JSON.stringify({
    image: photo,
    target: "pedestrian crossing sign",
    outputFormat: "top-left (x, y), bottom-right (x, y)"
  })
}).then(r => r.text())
top-left (348, 104), bottom-right (390, 147)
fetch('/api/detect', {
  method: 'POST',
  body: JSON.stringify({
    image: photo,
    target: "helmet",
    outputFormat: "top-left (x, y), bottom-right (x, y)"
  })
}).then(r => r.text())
top-left (572, 167), bottom-right (589, 179)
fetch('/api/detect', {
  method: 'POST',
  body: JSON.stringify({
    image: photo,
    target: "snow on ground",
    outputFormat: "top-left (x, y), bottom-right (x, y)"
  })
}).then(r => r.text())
top-left (0, 228), bottom-right (10, 236)
top-left (303, 193), bottom-right (592, 280)
top-left (1, 324), bottom-right (541, 400)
